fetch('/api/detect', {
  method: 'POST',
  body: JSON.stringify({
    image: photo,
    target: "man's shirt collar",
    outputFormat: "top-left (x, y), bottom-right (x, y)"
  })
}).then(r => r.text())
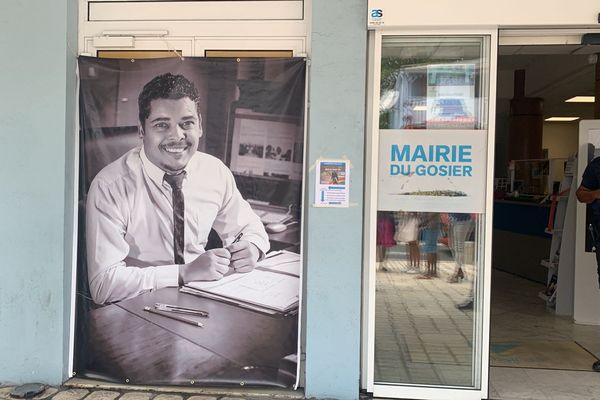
top-left (140, 146), bottom-right (191, 188)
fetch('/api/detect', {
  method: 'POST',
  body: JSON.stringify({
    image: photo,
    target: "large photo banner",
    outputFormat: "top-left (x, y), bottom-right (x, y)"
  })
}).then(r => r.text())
top-left (378, 129), bottom-right (486, 213)
top-left (75, 56), bottom-right (306, 387)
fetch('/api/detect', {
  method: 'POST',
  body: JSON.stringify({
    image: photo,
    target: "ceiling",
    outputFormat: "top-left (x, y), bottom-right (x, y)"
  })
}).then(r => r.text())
top-left (497, 44), bottom-right (600, 119)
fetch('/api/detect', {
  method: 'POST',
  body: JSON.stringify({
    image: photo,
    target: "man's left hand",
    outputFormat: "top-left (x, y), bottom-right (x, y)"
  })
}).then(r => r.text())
top-left (228, 240), bottom-right (260, 273)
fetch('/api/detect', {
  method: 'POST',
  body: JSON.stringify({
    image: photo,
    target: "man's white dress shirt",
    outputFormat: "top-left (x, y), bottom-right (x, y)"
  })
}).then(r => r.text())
top-left (86, 146), bottom-right (269, 305)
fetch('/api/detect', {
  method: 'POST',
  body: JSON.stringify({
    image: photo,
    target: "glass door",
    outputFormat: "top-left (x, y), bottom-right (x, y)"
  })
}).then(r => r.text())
top-left (364, 30), bottom-right (497, 400)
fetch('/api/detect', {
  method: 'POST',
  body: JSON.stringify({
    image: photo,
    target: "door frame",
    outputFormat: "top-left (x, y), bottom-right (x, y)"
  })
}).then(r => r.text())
top-left (361, 27), bottom-right (498, 400)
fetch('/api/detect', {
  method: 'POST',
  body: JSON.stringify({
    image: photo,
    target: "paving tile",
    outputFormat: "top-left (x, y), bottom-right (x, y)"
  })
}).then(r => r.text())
top-left (152, 395), bottom-right (181, 400)
top-left (118, 393), bottom-right (152, 400)
top-left (52, 389), bottom-right (89, 400)
top-left (83, 391), bottom-right (119, 400)
top-left (0, 387), bottom-right (15, 400)
top-left (186, 396), bottom-right (217, 400)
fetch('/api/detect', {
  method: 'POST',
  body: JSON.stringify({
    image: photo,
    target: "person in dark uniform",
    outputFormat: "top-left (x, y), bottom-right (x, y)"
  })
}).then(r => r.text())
top-left (575, 156), bottom-right (600, 372)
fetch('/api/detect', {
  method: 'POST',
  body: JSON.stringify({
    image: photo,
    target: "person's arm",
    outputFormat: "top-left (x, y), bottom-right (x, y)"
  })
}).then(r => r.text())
top-left (576, 161), bottom-right (600, 204)
top-left (86, 179), bottom-right (180, 305)
top-left (576, 184), bottom-right (600, 204)
top-left (178, 248), bottom-right (231, 284)
top-left (211, 165), bottom-right (270, 272)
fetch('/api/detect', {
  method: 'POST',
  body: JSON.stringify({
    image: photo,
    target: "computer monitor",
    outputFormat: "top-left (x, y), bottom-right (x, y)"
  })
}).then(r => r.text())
top-left (227, 108), bottom-right (304, 211)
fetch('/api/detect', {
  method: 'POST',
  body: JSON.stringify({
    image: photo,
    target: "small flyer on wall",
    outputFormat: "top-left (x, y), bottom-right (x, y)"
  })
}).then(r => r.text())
top-left (315, 159), bottom-right (350, 207)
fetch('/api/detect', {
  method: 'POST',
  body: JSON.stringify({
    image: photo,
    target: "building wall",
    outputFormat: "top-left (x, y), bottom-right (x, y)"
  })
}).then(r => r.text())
top-left (0, 0), bottom-right (78, 384)
top-left (543, 121), bottom-right (579, 159)
top-left (304, 0), bottom-right (366, 398)
top-left (0, 0), bottom-right (367, 394)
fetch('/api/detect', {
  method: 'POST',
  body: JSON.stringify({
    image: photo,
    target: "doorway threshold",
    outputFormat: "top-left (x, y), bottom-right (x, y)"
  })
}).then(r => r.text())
top-left (64, 378), bottom-right (304, 399)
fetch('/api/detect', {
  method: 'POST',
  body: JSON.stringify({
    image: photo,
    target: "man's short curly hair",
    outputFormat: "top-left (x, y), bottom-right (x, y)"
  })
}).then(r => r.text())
top-left (138, 73), bottom-right (201, 126)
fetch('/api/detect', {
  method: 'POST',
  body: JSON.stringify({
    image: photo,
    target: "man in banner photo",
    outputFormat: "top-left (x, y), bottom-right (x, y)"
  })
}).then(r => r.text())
top-left (86, 73), bottom-right (269, 305)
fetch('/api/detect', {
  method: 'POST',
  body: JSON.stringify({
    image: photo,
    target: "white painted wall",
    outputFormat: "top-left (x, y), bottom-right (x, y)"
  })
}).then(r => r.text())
top-left (368, 0), bottom-right (600, 28)
top-left (543, 122), bottom-right (579, 159)
top-left (543, 122), bottom-right (578, 183)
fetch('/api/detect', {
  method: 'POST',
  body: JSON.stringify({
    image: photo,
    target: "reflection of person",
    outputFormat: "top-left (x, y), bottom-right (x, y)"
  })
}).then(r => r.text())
top-left (419, 213), bottom-right (440, 279)
top-left (447, 213), bottom-right (475, 311)
top-left (575, 158), bottom-right (600, 372)
top-left (394, 211), bottom-right (420, 273)
top-left (376, 211), bottom-right (396, 269)
top-left (86, 73), bottom-right (269, 305)
top-left (402, 101), bottom-right (414, 128)
top-left (330, 170), bottom-right (339, 184)
top-left (447, 213), bottom-right (473, 284)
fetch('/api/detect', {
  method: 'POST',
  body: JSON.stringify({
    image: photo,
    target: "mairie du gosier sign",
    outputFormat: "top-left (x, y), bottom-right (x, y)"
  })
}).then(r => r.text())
top-left (378, 129), bottom-right (486, 213)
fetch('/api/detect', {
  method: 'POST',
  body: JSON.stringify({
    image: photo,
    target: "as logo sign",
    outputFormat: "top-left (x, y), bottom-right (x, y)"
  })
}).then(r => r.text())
top-left (371, 9), bottom-right (383, 18)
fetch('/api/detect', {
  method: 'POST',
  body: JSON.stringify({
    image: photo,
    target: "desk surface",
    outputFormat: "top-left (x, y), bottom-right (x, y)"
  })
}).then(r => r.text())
top-left (83, 287), bottom-right (298, 386)
top-left (268, 224), bottom-right (300, 252)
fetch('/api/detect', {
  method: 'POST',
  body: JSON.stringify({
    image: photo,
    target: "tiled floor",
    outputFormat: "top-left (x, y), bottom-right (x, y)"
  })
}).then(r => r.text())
top-left (375, 253), bottom-right (475, 387)
top-left (489, 269), bottom-right (600, 400)
top-left (490, 269), bottom-right (600, 359)
top-left (374, 246), bottom-right (600, 399)
top-left (488, 367), bottom-right (600, 400)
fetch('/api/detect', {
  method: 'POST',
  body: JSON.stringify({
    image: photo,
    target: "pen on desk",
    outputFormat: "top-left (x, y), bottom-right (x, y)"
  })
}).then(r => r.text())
top-left (232, 231), bottom-right (244, 244)
top-left (143, 306), bottom-right (203, 327)
top-left (265, 251), bottom-right (284, 260)
top-left (154, 303), bottom-right (209, 317)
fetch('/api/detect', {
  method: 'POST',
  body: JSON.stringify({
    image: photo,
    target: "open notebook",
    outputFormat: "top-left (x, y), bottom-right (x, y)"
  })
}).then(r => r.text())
top-left (181, 250), bottom-right (301, 314)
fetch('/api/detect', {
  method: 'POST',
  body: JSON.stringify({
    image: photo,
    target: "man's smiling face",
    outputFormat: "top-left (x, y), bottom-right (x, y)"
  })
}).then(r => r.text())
top-left (141, 97), bottom-right (201, 174)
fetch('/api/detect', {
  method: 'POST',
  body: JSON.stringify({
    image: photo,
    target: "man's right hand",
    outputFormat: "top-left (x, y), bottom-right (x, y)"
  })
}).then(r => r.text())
top-left (178, 248), bottom-right (231, 284)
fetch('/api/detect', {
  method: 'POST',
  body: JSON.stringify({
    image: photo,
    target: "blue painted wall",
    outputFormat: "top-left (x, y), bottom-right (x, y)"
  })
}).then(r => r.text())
top-left (0, 0), bottom-right (368, 392)
top-left (0, 0), bottom-right (77, 384)
top-left (305, 1), bottom-right (367, 398)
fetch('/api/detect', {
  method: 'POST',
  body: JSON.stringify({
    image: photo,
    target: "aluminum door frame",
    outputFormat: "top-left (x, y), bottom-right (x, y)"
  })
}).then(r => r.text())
top-left (362, 27), bottom-right (498, 400)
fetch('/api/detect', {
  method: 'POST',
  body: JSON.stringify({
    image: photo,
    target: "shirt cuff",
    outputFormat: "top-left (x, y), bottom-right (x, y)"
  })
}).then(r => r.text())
top-left (244, 234), bottom-right (270, 255)
top-left (154, 264), bottom-right (180, 289)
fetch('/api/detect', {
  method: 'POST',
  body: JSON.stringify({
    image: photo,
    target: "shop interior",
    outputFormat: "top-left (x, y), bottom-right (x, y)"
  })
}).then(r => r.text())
top-left (488, 42), bottom-right (600, 398)
top-left (373, 38), bottom-right (600, 398)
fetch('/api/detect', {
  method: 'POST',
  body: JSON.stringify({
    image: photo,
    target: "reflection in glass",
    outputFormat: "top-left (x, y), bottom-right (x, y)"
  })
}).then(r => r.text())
top-left (375, 211), bottom-right (481, 387)
top-left (374, 35), bottom-right (489, 388)
top-left (379, 37), bottom-right (488, 131)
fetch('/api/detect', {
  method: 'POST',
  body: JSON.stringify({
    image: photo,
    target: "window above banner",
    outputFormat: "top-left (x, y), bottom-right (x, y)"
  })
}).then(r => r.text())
top-left (79, 0), bottom-right (309, 57)
top-left (87, 1), bottom-right (304, 22)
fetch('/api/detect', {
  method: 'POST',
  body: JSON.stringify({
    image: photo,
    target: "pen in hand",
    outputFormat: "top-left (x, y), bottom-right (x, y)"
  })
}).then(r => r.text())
top-left (232, 231), bottom-right (244, 244)
top-left (228, 231), bottom-right (261, 274)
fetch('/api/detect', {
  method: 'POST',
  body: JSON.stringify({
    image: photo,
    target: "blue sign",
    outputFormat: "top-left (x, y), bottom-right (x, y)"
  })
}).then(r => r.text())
top-left (370, 8), bottom-right (383, 19)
